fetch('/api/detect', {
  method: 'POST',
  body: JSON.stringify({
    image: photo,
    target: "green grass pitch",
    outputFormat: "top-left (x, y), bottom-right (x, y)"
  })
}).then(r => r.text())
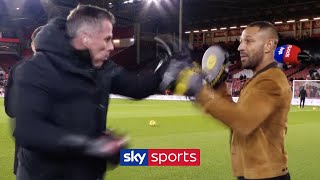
top-left (0, 98), bottom-right (320, 180)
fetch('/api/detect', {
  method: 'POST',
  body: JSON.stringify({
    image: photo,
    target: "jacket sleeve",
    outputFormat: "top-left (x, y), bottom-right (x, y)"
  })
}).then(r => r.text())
top-left (14, 64), bottom-right (84, 155)
top-left (196, 78), bottom-right (282, 136)
top-left (111, 65), bottom-right (161, 99)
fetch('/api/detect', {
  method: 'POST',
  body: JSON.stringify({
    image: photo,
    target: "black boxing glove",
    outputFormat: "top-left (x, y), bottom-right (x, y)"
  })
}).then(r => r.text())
top-left (153, 36), bottom-right (193, 92)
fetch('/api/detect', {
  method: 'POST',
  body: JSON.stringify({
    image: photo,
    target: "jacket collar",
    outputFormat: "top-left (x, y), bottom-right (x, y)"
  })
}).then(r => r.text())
top-left (241, 61), bottom-right (278, 91)
top-left (251, 62), bottom-right (278, 79)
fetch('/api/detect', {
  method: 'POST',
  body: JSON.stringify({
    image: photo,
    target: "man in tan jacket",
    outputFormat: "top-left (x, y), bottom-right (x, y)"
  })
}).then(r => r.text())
top-left (200, 21), bottom-right (292, 180)
top-left (175, 21), bottom-right (292, 180)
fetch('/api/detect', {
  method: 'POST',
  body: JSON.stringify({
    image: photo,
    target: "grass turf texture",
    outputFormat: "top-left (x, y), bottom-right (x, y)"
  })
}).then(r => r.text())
top-left (0, 98), bottom-right (320, 180)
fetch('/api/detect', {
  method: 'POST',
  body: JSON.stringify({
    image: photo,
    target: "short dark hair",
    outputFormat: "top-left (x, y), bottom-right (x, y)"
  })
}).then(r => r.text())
top-left (66, 5), bottom-right (115, 38)
top-left (31, 26), bottom-right (43, 42)
top-left (248, 21), bottom-right (279, 40)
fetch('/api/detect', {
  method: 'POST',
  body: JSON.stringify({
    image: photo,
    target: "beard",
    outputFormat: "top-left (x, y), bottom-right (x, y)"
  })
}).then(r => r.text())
top-left (241, 49), bottom-right (264, 71)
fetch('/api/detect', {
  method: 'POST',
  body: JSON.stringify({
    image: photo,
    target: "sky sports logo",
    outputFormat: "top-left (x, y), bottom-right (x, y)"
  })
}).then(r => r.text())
top-left (120, 149), bottom-right (200, 166)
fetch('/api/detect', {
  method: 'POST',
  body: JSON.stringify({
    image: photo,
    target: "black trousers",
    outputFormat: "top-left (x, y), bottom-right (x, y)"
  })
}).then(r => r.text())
top-left (13, 141), bottom-right (19, 175)
top-left (300, 97), bottom-right (305, 108)
top-left (16, 162), bottom-right (35, 180)
top-left (237, 173), bottom-right (290, 180)
top-left (16, 162), bottom-right (104, 180)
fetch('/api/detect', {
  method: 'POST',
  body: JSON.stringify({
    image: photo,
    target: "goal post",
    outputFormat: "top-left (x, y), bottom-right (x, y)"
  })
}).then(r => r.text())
top-left (292, 80), bottom-right (320, 106)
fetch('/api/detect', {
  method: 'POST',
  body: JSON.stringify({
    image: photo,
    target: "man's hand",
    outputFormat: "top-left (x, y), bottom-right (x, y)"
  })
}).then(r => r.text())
top-left (84, 134), bottom-right (128, 161)
top-left (60, 130), bottom-right (128, 165)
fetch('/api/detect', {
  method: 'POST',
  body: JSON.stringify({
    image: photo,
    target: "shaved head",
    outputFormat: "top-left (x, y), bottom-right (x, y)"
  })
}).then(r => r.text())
top-left (247, 21), bottom-right (279, 47)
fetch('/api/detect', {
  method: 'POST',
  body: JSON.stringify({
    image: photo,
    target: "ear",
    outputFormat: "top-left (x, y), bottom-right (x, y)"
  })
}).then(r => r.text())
top-left (264, 39), bottom-right (274, 53)
top-left (79, 32), bottom-right (90, 47)
top-left (83, 37), bottom-right (88, 45)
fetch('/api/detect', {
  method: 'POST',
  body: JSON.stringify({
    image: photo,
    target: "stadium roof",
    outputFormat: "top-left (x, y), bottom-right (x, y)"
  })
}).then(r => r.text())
top-left (183, 0), bottom-right (320, 30)
top-left (0, 0), bottom-right (320, 32)
top-left (109, 0), bottom-right (320, 30)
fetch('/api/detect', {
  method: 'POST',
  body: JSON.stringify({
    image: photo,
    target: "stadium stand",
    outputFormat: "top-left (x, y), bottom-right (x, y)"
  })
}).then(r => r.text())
top-left (0, 54), bottom-right (19, 73)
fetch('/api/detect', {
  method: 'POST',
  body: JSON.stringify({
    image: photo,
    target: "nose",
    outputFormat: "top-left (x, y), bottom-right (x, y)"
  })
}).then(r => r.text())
top-left (237, 42), bottom-right (244, 52)
top-left (108, 42), bottom-right (114, 51)
top-left (106, 42), bottom-right (114, 52)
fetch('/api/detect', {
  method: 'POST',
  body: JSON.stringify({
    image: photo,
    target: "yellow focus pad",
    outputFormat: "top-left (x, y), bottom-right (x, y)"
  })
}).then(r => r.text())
top-left (206, 55), bottom-right (217, 70)
top-left (174, 68), bottom-right (196, 95)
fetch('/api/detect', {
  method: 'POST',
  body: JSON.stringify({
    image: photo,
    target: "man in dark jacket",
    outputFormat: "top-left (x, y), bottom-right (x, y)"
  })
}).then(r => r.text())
top-left (299, 86), bottom-right (307, 108)
top-left (4, 25), bottom-right (42, 175)
top-left (14, 5), bottom-right (185, 180)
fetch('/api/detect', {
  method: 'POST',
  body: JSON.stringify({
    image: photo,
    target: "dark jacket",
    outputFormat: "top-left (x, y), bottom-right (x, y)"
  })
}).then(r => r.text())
top-left (299, 88), bottom-right (307, 98)
top-left (4, 60), bottom-right (26, 175)
top-left (14, 18), bottom-right (160, 179)
top-left (4, 60), bottom-right (25, 118)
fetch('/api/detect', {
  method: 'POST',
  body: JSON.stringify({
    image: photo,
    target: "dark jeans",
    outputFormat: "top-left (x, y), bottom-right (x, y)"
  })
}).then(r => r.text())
top-left (237, 173), bottom-right (290, 180)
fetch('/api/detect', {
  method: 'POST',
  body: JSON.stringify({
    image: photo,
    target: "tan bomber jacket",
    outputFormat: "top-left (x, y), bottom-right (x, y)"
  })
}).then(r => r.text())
top-left (196, 64), bottom-right (292, 179)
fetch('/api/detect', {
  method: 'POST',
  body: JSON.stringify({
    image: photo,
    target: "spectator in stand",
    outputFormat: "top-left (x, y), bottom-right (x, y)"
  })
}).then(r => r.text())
top-left (165, 89), bottom-right (172, 95)
top-left (240, 74), bottom-right (243, 81)
top-left (310, 87), bottom-right (317, 98)
top-left (306, 75), bottom-right (311, 80)
top-left (309, 69), bottom-right (313, 76)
